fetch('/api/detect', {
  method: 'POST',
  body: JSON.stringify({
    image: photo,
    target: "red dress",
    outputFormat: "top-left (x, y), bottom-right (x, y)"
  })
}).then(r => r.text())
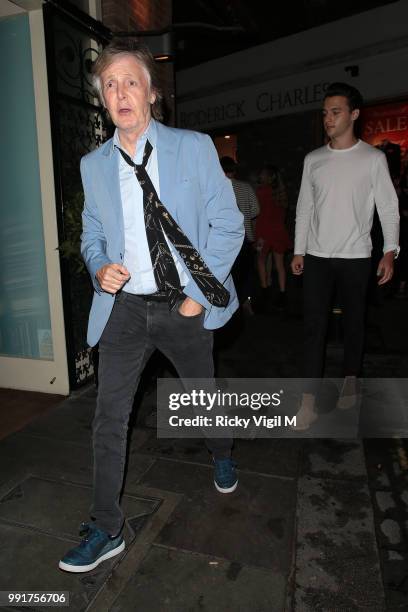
top-left (255, 184), bottom-right (292, 255)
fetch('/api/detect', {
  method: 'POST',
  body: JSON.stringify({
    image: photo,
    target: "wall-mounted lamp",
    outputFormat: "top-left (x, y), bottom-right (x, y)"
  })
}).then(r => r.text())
top-left (114, 30), bottom-right (174, 62)
top-left (143, 31), bottom-right (173, 61)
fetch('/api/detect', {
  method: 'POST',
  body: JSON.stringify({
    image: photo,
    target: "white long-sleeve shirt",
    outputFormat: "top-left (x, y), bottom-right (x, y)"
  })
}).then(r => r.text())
top-left (294, 139), bottom-right (399, 258)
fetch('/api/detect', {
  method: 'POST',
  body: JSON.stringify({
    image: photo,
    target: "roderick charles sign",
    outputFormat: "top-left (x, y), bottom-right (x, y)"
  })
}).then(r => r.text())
top-left (177, 46), bottom-right (408, 131)
top-left (179, 80), bottom-right (331, 130)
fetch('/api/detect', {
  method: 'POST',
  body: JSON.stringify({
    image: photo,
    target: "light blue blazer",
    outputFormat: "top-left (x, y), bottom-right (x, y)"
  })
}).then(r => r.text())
top-left (80, 120), bottom-right (244, 347)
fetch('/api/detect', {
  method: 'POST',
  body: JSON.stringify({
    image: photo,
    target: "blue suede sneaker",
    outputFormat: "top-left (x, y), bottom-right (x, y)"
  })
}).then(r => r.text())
top-left (59, 522), bottom-right (125, 573)
top-left (213, 457), bottom-right (238, 493)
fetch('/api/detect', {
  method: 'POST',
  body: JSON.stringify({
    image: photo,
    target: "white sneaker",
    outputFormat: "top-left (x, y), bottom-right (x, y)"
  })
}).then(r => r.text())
top-left (290, 393), bottom-right (318, 431)
top-left (337, 376), bottom-right (360, 411)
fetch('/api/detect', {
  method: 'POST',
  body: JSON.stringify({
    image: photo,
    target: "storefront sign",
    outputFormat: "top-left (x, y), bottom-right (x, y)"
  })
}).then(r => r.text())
top-left (256, 82), bottom-right (329, 113)
top-left (177, 46), bottom-right (408, 131)
top-left (361, 102), bottom-right (408, 161)
top-left (360, 101), bottom-right (408, 179)
top-left (179, 78), bottom-right (331, 130)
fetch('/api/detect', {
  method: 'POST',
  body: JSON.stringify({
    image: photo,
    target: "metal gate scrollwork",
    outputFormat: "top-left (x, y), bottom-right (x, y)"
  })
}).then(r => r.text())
top-left (43, 1), bottom-right (112, 387)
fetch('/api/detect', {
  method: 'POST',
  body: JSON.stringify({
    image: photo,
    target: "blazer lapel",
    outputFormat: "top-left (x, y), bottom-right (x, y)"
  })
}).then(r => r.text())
top-left (156, 122), bottom-right (178, 218)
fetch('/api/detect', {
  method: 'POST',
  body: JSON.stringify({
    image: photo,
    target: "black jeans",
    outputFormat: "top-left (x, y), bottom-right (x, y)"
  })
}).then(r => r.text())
top-left (303, 255), bottom-right (371, 380)
top-left (92, 291), bottom-right (232, 535)
top-left (231, 239), bottom-right (257, 303)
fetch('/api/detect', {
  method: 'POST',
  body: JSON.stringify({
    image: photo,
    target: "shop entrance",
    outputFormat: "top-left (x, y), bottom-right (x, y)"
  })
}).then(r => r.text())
top-left (214, 134), bottom-right (238, 161)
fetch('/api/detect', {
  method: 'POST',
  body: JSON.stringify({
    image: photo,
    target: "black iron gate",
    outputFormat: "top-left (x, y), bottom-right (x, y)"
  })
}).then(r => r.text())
top-left (43, 1), bottom-right (112, 388)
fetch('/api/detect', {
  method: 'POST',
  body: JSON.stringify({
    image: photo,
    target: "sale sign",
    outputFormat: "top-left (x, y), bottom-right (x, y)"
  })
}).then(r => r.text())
top-left (360, 101), bottom-right (408, 176)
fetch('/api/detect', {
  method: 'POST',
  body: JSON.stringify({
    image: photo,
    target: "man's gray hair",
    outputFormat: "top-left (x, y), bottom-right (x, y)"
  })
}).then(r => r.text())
top-left (92, 37), bottom-right (163, 121)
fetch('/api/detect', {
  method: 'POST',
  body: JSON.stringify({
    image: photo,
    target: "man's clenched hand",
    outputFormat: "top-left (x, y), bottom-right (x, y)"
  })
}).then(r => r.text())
top-left (291, 255), bottom-right (304, 275)
top-left (96, 264), bottom-right (130, 294)
top-left (377, 251), bottom-right (394, 285)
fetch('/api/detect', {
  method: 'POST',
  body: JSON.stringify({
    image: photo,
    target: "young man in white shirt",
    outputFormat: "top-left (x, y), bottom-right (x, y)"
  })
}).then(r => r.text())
top-left (291, 82), bottom-right (399, 429)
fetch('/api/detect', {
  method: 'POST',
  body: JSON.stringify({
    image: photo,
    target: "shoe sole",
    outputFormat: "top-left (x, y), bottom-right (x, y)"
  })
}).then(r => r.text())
top-left (58, 540), bottom-right (125, 573)
top-left (214, 479), bottom-right (238, 493)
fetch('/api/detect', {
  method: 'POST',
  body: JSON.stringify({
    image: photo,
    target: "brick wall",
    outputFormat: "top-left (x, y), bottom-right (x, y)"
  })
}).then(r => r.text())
top-left (102, 0), bottom-right (171, 32)
top-left (101, 0), bottom-right (175, 125)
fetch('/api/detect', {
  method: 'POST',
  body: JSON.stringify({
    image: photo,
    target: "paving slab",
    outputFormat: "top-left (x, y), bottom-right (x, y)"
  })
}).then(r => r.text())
top-left (111, 545), bottom-right (286, 612)
top-left (0, 475), bottom-right (161, 542)
top-left (379, 549), bottom-right (408, 611)
top-left (137, 432), bottom-right (212, 464)
top-left (294, 474), bottom-right (385, 611)
top-left (301, 439), bottom-right (367, 481)
top-left (0, 431), bottom-right (156, 509)
top-left (87, 485), bottom-right (182, 612)
top-left (364, 438), bottom-right (408, 611)
top-left (21, 399), bottom-right (95, 448)
top-left (0, 432), bottom-right (94, 487)
top-left (0, 521), bottom-right (103, 610)
top-left (0, 388), bottom-right (64, 440)
top-left (127, 427), bottom-right (153, 452)
top-left (235, 438), bottom-right (303, 478)
top-left (0, 289), bottom-right (405, 611)
top-left (137, 432), bottom-right (302, 478)
top-left (123, 453), bottom-right (157, 493)
top-left (0, 477), bottom-right (181, 612)
top-left (0, 434), bottom-right (28, 488)
top-left (140, 459), bottom-right (297, 573)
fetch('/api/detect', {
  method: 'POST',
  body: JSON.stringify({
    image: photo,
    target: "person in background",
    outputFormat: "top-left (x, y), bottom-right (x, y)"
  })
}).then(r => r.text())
top-left (394, 170), bottom-right (408, 298)
top-left (255, 165), bottom-right (292, 310)
top-left (220, 156), bottom-right (260, 313)
top-left (291, 82), bottom-right (399, 429)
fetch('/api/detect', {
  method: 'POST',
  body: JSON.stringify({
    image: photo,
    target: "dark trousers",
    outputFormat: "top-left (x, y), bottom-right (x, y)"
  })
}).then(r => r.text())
top-left (303, 255), bottom-right (371, 380)
top-left (231, 239), bottom-right (257, 303)
top-left (92, 291), bottom-right (232, 535)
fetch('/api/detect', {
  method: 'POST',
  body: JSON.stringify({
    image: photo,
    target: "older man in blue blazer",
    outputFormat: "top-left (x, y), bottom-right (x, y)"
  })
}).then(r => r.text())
top-left (59, 39), bottom-right (244, 573)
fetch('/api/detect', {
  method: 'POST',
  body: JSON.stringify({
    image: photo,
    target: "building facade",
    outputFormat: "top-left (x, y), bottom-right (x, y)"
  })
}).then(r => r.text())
top-left (177, 0), bottom-right (408, 222)
top-left (0, 0), bottom-right (172, 394)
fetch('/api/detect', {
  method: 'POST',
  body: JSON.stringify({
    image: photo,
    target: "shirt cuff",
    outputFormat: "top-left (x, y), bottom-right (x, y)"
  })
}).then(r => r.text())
top-left (294, 242), bottom-right (306, 256)
top-left (383, 245), bottom-right (400, 258)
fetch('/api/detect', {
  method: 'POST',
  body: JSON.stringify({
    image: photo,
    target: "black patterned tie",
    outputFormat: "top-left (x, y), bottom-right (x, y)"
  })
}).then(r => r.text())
top-left (117, 140), bottom-right (230, 310)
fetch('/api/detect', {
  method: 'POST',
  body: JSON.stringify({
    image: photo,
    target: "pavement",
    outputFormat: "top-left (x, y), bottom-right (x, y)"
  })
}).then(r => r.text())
top-left (0, 282), bottom-right (407, 612)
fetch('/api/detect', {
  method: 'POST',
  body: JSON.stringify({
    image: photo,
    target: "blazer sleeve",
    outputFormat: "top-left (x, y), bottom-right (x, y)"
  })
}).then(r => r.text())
top-left (183, 134), bottom-right (244, 308)
top-left (80, 157), bottom-right (112, 293)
